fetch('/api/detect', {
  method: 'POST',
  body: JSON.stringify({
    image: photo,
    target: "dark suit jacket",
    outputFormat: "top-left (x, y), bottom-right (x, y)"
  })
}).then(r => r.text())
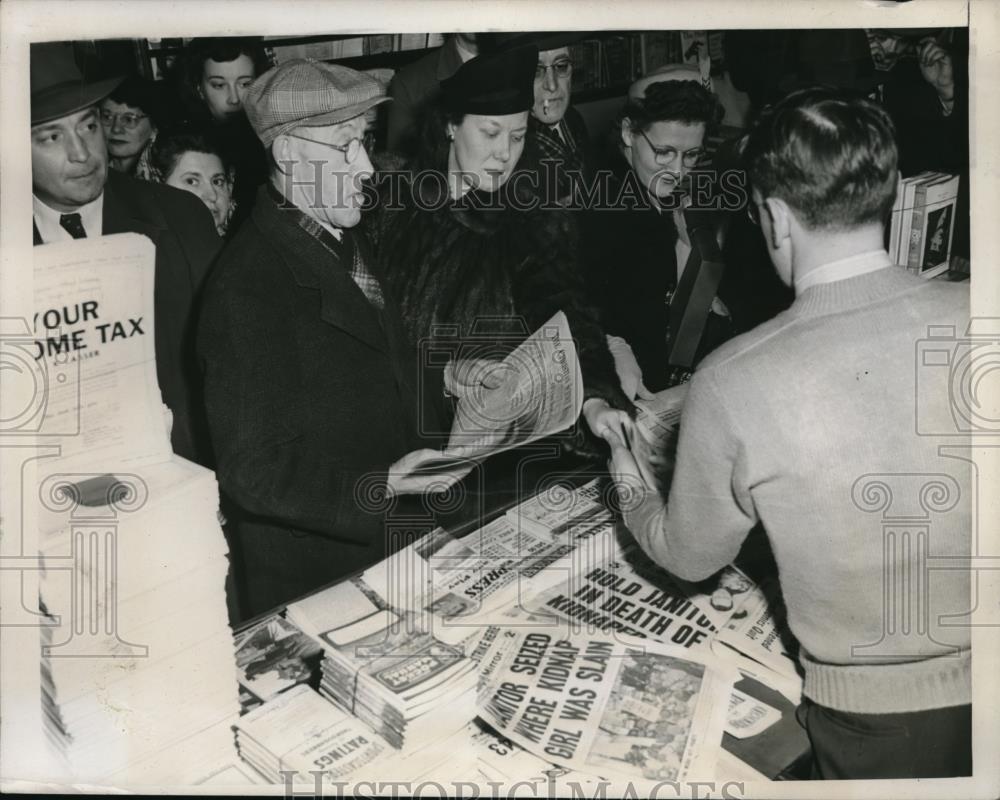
top-left (198, 187), bottom-right (426, 617)
top-left (33, 169), bottom-right (221, 464)
top-left (386, 37), bottom-right (465, 154)
top-left (584, 158), bottom-right (791, 391)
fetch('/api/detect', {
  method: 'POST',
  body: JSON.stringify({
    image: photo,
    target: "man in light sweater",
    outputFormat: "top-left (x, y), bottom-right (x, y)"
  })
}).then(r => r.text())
top-left (609, 87), bottom-right (971, 779)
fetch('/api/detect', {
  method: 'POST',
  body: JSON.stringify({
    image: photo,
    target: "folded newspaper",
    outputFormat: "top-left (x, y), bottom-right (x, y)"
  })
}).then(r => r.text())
top-left (403, 311), bottom-right (584, 474)
top-left (476, 628), bottom-right (736, 784)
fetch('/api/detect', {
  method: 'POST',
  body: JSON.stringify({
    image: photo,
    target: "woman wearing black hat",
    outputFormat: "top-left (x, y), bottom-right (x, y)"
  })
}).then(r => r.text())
top-left (374, 45), bottom-right (631, 462)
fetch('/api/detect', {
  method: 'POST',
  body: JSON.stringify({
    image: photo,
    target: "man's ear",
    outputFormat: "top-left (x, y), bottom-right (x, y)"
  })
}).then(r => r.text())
top-left (763, 197), bottom-right (792, 250)
top-left (270, 136), bottom-right (291, 174)
top-left (619, 118), bottom-right (633, 151)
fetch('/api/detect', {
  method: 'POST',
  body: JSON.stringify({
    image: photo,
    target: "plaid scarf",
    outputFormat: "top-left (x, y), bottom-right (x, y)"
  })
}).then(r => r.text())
top-left (269, 184), bottom-right (385, 309)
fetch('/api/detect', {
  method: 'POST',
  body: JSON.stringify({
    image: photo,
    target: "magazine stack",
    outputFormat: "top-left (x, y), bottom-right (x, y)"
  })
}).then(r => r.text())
top-left (286, 577), bottom-right (479, 752)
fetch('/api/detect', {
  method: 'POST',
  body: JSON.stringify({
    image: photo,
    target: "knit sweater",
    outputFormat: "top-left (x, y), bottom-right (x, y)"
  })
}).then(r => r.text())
top-left (626, 261), bottom-right (971, 713)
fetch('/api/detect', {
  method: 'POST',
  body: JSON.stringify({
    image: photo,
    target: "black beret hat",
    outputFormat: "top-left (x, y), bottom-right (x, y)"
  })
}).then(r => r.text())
top-left (441, 44), bottom-right (539, 115)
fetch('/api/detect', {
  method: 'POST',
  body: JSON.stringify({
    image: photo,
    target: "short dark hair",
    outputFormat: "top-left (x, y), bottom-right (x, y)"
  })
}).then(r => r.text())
top-left (149, 129), bottom-right (232, 182)
top-left (620, 80), bottom-right (723, 134)
top-left (742, 86), bottom-right (899, 230)
top-left (178, 36), bottom-right (269, 110)
top-left (104, 75), bottom-right (165, 129)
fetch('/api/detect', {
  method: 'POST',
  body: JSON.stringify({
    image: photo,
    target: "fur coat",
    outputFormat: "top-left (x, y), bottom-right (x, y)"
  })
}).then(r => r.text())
top-left (369, 168), bottom-right (631, 454)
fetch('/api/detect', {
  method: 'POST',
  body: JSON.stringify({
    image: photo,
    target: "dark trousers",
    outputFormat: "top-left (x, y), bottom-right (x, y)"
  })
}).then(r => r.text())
top-left (798, 697), bottom-right (972, 779)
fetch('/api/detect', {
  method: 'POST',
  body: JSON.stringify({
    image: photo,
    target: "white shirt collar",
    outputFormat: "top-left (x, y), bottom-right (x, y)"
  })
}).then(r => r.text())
top-left (795, 249), bottom-right (893, 294)
top-left (318, 220), bottom-right (343, 241)
top-left (32, 192), bottom-right (104, 243)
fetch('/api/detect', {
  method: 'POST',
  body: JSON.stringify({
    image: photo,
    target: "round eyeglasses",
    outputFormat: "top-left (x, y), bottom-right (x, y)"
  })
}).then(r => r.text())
top-left (287, 132), bottom-right (375, 165)
top-left (535, 60), bottom-right (573, 81)
top-left (100, 110), bottom-right (148, 131)
top-left (638, 129), bottom-right (705, 167)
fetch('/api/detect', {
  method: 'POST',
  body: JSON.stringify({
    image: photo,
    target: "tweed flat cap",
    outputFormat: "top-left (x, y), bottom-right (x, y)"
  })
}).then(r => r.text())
top-left (244, 58), bottom-right (390, 146)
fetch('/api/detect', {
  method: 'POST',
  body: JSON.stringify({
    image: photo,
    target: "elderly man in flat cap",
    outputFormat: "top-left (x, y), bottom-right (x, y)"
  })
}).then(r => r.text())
top-left (198, 59), bottom-right (468, 620)
top-left (30, 42), bottom-right (221, 465)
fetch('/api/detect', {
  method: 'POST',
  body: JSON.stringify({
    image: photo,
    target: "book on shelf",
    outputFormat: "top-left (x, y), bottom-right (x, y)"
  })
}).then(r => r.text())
top-left (889, 171), bottom-right (959, 278)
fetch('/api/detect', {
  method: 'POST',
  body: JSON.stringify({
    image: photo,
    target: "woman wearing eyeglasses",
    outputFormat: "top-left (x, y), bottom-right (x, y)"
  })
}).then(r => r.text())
top-left (99, 76), bottom-right (164, 178)
top-left (584, 68), bottom-right (738, 392)
top-left (374, 45), bottom-right (632, 465)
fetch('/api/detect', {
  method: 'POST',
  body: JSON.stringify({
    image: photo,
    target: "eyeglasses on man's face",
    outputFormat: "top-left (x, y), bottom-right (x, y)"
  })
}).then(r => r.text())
top-left (288, 131), bottom-right (376, 165)
top-left (637, 129), bottom-right (705, 167)
top-left (535, 59), bottom-right (573, 81)
top-left (99, 110), bottom-right (148, 131)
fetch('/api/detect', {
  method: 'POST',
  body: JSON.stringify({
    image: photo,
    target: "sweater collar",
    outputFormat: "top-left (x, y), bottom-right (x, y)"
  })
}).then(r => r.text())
top-left (795, 248), bottom-right (892, 294)
top-left (790, 261), bottom-right (923, 318)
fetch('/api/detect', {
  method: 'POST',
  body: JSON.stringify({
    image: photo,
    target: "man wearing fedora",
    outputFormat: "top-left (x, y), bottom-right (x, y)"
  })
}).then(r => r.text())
top-left (30, 42), bottom-right (221, 465)
top-left (198, 59), bottom-right (469, 620)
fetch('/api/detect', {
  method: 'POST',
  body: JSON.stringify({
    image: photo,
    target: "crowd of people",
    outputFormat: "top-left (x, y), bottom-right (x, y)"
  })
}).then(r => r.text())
top-left (29, 30), bottom-right (971, 781)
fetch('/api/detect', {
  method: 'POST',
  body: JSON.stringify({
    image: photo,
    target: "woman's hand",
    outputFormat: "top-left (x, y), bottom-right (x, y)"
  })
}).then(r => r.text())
top-left (606, 335), bottom-right (655, 401)
top-left (443, 358), bottom-right (513, 398)
top-left (582, 398), bottom-right (631, 445)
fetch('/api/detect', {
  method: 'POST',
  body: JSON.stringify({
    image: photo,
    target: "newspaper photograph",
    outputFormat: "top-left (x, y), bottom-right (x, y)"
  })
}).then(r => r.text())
top-left (403, 310), bottom-right (583, 474)
top-left (235, 615), bottom-right (322, 702)
top-left (476, 628), bottom-right (736, 783)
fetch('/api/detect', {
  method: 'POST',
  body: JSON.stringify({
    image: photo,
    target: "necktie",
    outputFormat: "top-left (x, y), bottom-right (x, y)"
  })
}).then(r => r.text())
top-left (59, 213), bottom-right (87, 239)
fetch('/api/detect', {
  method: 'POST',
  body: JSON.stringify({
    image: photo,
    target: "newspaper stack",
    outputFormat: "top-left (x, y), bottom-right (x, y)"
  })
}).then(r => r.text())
top-left (286, 576), bottom-right (478, 751)
top-left (234, 684), bottom-right (393, 785)
top-left (37, 457), bottom-right (239, 783)
top-left (28, 236), bottom-right (238, 783)
top-left (106, 717), bottom-right (262, 788)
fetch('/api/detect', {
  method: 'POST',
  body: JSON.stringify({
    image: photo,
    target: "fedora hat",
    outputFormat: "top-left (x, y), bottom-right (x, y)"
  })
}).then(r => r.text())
top-left (31, 41), bottom-right (123, 126)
